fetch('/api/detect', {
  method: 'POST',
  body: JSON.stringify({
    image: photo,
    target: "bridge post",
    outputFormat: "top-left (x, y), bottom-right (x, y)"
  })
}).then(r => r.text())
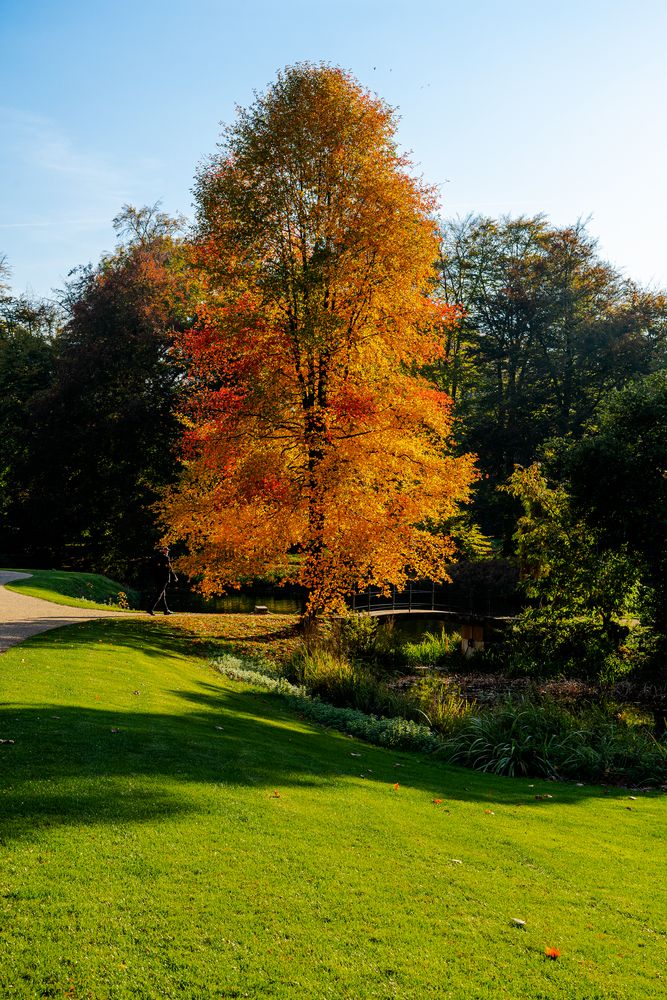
top-left (431, 580), bottom-right (435, 611)
top-left (409, 581), bottom-right (412, 612)
top-left (368, 589), bottom-right (371, 613)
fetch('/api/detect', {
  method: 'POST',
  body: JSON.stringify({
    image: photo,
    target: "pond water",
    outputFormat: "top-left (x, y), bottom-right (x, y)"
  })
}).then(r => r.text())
top-left (165, 586), bottom-right (476, 640)
top-left (167, 586), bottom-right (303, 615)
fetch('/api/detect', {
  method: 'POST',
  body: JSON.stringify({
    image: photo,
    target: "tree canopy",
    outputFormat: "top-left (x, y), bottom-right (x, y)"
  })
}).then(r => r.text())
top-left (435, 215), bottom-right (667, 536)
top-left (162, 64), bottom-right (476, 615)
top-left (567, 371), bottom-right (667, 663)
top-left (7, 207), bottom-right (195, 577)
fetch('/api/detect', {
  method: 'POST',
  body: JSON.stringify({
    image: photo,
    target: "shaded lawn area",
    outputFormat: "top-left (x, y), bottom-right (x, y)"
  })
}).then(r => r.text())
top-left (0, 619), bottom-right (665, 999)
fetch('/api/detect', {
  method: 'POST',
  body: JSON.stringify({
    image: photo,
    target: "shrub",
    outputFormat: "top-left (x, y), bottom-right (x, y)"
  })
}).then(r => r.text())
top-left (492, 609), bottom-right (638, 683)
top-left (212, 651), bottom-right (667, 785)
top-left (337, 614), bottom-right (380, 658)
top-left (283, 645), bottom-right (404, 717)
top-left (437, 699), bottom-right (573, 777)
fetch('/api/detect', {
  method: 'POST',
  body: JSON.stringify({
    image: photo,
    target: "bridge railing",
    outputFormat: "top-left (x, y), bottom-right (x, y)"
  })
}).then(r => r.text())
top-left (348, 582), bottom-right (517, 619)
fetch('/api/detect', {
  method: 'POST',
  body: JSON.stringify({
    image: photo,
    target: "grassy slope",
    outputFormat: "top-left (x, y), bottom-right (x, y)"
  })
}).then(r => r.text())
top-left (0, 618), bottom-right (665, 1000)
top-left (1, 567), bottom-right (140, 611)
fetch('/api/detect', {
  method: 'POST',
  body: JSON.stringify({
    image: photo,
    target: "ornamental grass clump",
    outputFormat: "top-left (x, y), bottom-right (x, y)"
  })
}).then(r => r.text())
top-left (409, 674), bottom-right (476, 735)
top-left (438, 697), bottom-right (667, 783)
top-left (402, 628), bottom-right (463, 668)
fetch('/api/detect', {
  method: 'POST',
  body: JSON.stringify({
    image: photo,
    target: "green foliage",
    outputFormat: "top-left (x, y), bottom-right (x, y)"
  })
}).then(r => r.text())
top-left (435, 214), bottom-right (667, 537)
top-left (445, 514), bottom-right (496, 560)
top-left (284, 644), bottom-right (404, 717)
top-left (439, 698), bottom-right (667, 785)
top-left (13, 207), bottom-right (194, 578)
top-left (402, 627), bottom-right (462, 668)
top-left (410, 674), bottom-right (476, 734)
top-left (0, 297), bottom-right (58, 548)
top-left (502, 464), bottom-right (640, 681)
top-left (568, 371), bottom-right (667, 667)
top-left (335, 616), bottom-right (465, 673)
top-left (212, 647), bottom-right (667, 785)
top-left (337, 613), bottom-right (380, 658)
top-left (502, 610), bottom-right (626, 681)
top-left (212, 653), bottom-right (441, 753)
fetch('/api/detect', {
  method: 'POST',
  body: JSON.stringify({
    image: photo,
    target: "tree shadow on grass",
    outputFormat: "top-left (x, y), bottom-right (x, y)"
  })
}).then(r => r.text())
top-left (0, 663), bottom-right (629, 847)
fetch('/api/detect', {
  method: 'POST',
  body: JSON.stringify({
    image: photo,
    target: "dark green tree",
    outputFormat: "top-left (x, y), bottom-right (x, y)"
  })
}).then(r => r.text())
top-left (567, 371), bottom-right (667, 681)
top-left (503, 463), bottom-right (639, 680)
top-left (25, 205), bottom-right (195, 578)
top-left (0, 293), bottom-right (58, 557)
top-left (435, 215), bottom-right (667, 537)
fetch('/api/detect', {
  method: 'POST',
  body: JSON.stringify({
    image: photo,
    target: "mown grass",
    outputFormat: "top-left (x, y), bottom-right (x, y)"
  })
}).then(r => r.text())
top-left (1, 567), bottom-right (140, 611)
top-left (0, 616), bottom-right (665, 999)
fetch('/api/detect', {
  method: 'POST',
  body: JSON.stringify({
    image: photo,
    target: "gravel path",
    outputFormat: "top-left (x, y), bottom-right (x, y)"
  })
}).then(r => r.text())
top-left (0, 571), bottom-right (137, 653)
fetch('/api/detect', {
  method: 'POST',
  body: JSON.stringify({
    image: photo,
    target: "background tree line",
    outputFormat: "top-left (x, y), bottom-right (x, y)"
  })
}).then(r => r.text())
top-left (0, 206), bottom-right (194, 580)
top-left (435, 214), bottom-right (666, 536)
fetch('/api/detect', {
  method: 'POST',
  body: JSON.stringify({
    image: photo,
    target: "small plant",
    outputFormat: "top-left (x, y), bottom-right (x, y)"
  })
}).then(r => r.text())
top-left (116, 591), bottom-right (130, 610)
top-left (437, 701), bottom-right (569, 777)
top-left (105, 590), bottom-right (131, 609)
top-left (338, 614), bottom-right (379, 658)
top-left (211, 652), bottom-right (441, 754)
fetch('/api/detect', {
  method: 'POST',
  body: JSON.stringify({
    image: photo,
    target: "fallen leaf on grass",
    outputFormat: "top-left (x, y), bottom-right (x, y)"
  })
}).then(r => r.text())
top-left (545, 947), bottom-right (561, 960)
top-left (535, 794), bottom-right (553, 800)
top-left (270, 790), bottom-right (281, 798)
top-left (215, 726), bottom-right (224, 730)
top-left (350, 752), bottom-right (361, 757)
top-left (0, 739), bottom-right (15, 745)
top-left (449, 859), bottom-right (463, 865)
top-left (484, 809), bottom-right (495, 815)
top-left (511, 918), bottom-right (526, 928)
top-left (133, 690), bottom-right (140, 695)
top-left (392, 783), bottom-right (400, 791)
top-left (432, 799), bottom-right (443, 805)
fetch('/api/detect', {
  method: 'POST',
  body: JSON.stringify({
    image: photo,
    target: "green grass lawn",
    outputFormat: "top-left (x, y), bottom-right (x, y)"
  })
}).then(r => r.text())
top-left (1, 567), bottom-right (140, 611)
top-left (0, 618), bottom-right (665, 999)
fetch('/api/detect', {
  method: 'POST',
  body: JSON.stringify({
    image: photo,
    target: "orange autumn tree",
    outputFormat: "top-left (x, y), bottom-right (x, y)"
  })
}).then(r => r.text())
top-left (162, 64), bottom-right (477, 616)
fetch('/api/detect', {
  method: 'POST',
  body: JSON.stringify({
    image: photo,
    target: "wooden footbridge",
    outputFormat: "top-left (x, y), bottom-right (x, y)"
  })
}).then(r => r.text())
top-left (349, 582), bottom-right (517, 651)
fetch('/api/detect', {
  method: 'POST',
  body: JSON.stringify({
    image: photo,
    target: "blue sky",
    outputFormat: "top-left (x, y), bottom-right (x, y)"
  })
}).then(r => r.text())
top-left (1, 0), bottom-right (666, 299)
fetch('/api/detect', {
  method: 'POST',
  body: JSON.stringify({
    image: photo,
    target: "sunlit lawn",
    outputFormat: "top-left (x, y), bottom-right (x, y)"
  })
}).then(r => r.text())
top-left (0, 617), bottom-right (665, 999)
